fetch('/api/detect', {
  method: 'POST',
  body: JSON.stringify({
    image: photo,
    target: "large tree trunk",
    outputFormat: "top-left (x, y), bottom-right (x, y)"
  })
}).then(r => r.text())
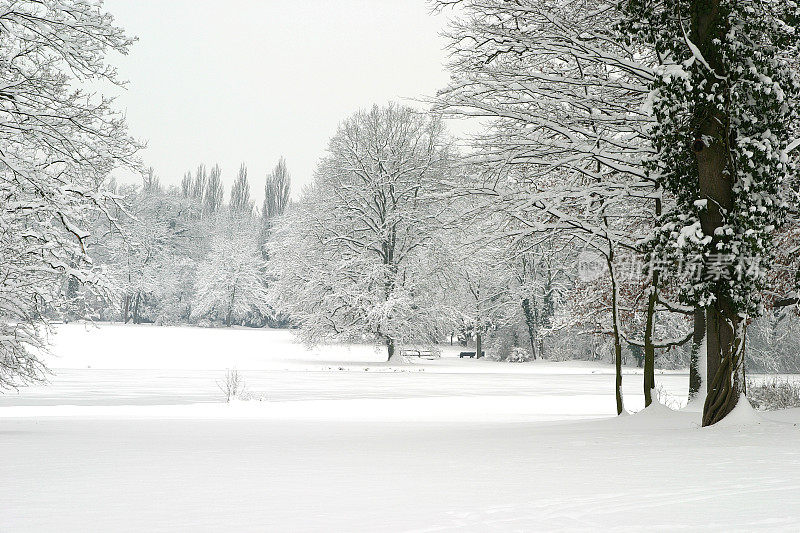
top-left (688, 308), bottom-right (706, 401)
top-left (703, 316), bottom-right (745, 425)
top-left (703, 306), bottom-right (743, 425)
top-left (385, 336), bottom-right (396, 361)
top-left (475, 331), bottom-right (482, 360)
top-left (691, 1), bottom-right (742, 425)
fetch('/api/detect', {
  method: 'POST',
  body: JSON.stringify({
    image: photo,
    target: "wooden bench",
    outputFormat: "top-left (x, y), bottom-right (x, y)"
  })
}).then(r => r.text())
top-left (459, 351), bottom-right (485, 359)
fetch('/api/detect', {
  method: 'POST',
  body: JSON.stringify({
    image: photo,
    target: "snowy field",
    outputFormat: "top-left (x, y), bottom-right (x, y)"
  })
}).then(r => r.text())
top-left (1, 324), bottom-right (799, 532)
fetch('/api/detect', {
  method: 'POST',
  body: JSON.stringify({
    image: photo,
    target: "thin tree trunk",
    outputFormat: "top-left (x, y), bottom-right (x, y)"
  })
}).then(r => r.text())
top-left (643, 197), bottom-right (662, 407)
top-left (643, 270), bottom-right (658, 407)
top-left (476, 331), bottom-right (482, 360)
top-left (607, 252), bottom-right (624, 415)
top-left (521, 298), bottom-right (538, 359)
top-left (741, 327), bottom-right (748, 396)
top-left (122, 295), bottom-right (130, 324)
top-left (226, 286), bottom-right (236, 327)
top-left (132, 292), bottom-right (141, 325)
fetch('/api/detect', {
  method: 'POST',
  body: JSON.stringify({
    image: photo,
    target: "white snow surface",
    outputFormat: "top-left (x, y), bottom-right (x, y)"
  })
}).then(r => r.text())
top-left (1, 323), bottom-right (799, 532)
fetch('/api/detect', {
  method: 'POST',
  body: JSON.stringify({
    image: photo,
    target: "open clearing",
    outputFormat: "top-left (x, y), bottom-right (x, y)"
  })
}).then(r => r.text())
top-left (1, 324), bottom-right (798, 532)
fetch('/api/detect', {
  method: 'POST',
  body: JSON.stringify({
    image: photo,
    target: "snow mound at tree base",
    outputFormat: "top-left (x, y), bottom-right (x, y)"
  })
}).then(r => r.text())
top-left (600, 400), bottom-right (697, 431)
top-left (710, 394), bottom-right (763, 428)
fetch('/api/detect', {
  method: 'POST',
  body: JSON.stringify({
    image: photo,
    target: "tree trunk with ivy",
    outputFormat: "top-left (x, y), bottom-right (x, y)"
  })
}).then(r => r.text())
top-left (624, 0), bottom-right (798, 425)
top-left (688, 1), bottom-right (744, 425)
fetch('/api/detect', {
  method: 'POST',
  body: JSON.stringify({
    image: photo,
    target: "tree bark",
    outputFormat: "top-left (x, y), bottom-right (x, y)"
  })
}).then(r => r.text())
top-left (122, 294), bottom-right (130, 324)
top-left (643, 270), bottom-right (658, 407)
top-left (132, 292), bottom-right (141, 325)
top-left (643, 197), bottom-right (662, 407)
top-left (540, 273), bottom-right (554, 359)
top-left (476, 331), bottom-right (482, 360)
top-left (703, 317), bottom-right (744, 426)
top-left (607, 252), bottom-right (624, 415)
top-left (690, 0), bottom-right (742, 425)
top-left (385, 336), bottom-right (396, 361)
top-left (226, 286), bottom-right (236, 327)
top-left (521, 297), bottom-right (538, 359)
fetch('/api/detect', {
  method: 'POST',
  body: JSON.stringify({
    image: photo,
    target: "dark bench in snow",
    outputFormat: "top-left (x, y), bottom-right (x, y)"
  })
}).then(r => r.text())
top-left (459, 351), bottom-right (485, 358)
top-left (401, 349), bottom-right (438, 359)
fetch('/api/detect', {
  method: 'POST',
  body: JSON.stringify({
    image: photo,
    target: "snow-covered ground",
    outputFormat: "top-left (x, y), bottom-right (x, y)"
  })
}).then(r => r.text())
top-left (1, 324), bottom-right (799, 531)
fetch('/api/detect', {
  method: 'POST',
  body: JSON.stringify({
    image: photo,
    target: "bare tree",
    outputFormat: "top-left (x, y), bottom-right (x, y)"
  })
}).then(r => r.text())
top-left (268, 104), bottom-right (455, 360)
top-left (193, 213), bottom-right (269, 327)
top-left (435, 0), bottom-right (663, 412)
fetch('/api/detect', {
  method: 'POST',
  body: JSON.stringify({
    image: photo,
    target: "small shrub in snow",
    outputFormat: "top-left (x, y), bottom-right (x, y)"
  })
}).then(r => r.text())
top-left (653, 382), bottom-right (683, 410)
top-left (507, 347), bottom-right (534, 363)
top-left (218, 368), bottom-right (245, 402)
top-left (485, 333), bottom-right (513, 361)
top-left (746, 378), bottom-right (800, 411)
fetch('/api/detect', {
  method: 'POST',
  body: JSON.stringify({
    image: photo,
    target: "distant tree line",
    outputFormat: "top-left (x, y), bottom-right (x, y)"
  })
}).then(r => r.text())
top-left (76, 160), bottom-right (291, 328)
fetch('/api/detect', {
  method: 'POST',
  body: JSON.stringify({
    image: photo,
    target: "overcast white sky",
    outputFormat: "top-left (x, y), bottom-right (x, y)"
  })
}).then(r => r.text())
top-left (104, 0), bottom-right (454, 202)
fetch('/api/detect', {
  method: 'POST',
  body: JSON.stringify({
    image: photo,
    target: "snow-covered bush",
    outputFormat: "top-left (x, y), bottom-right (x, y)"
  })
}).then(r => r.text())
top-left (507, 347), bottom-right (534, 363)
top-left (654, 382), bottom-right (683, 410)
top-left (747, 378), bottom-right (800, 411)
top-left (544, 330), bottom-right (589, 362)
top-left (483, 332), bottom-right (512, 361)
